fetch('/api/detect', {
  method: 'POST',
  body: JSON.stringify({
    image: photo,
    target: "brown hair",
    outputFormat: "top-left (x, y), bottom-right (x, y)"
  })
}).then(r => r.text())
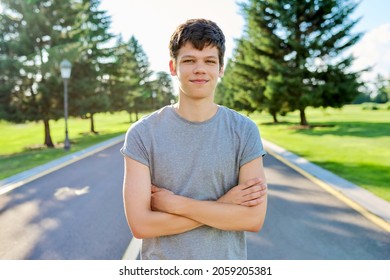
top-left (169, 19), bottom-right (225, 68)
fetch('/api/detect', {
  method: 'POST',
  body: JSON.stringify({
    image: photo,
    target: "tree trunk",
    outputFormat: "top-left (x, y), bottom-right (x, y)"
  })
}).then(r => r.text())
top-left (299, 108), bottom-right (308, 126)
top-left (272, 112), bottom-right (278, 123)
top-left (43, 119), bottom-right (54, 148)
top-left (90, 113), bottom-right (97, 134)
top-left (129, 112), bottom-right (133, 123)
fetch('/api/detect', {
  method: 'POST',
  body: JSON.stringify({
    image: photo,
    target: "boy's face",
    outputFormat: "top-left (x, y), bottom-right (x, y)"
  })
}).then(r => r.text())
top-left (169, 42), bottom-right (224, 101)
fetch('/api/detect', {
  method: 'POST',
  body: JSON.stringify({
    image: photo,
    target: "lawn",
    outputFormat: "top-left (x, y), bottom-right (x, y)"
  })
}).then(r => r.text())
top-left (0, 111), bottom-right (133, 179)
top-left (251, 104), bottom-right (390, 202)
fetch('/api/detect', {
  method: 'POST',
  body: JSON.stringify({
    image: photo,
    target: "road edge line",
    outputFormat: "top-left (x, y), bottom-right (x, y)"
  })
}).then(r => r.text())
top-left (264, 144), bottom-right (390, 233)
top-left (122, 237), bottom-right (142, 260)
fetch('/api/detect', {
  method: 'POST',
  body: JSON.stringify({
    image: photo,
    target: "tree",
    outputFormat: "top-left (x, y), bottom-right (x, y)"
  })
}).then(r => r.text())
top-left (0, 8), bottom-right (23, 121)
top-left (372, 74), bottom-right (390, 104)
top-left (69, 0), bottom-right (114, 134)
top-left (217, 36), bottom-right (289, 121)
top-left (150, 71), bottom-right (176, 109)
top-left (223, 0), bottom-right (363, 125)
top-left (0, 0), bottom-right (83, 147)
top-left (108, 36), bottom-right (152, 121)
top-left (216, 57), bottom-right (264, 116)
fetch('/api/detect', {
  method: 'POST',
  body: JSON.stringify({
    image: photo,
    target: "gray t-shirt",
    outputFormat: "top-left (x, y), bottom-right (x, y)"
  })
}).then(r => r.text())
top-left (120, 105), bottom-right (266, 260)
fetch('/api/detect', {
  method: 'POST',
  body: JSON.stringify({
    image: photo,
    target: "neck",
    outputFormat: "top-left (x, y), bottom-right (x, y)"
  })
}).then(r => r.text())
top-left (174, 99), bottom-right (218, 122)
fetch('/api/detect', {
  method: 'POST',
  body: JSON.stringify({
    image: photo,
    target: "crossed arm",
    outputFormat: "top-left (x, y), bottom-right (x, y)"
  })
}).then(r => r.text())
top-left (122, 156), bottom-right (268, 239)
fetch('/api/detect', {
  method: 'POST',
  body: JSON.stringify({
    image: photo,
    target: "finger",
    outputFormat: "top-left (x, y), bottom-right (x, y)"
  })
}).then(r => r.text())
top-left (242, 187), bottom-right (268, 202)
top-left (242, 183), bottom-right (267, 196)
top-left (246, 183), bottom-right (267, 194)
top-left (242, 184), bottom-right (262, 196)
top-left (241, 196), bottom-right (265, 207)
top-left (242, 190), bottom-right (262, 202)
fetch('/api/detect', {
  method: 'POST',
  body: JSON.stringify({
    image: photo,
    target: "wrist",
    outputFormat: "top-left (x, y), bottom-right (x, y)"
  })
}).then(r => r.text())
top-left (170, 195), bottom-right (191, 215)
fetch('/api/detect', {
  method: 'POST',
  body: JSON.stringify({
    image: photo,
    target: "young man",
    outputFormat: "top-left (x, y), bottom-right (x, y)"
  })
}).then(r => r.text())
top-left (121, 18), bottom-right (268, 260)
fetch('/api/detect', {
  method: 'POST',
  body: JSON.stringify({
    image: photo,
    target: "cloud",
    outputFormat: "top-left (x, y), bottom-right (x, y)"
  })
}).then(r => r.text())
top-left (350, 23), bottom-right (390, 82)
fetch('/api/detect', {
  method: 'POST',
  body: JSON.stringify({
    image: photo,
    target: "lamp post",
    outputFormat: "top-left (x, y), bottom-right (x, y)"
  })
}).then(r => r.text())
top-left (60, 59), bottom-right (72, 151)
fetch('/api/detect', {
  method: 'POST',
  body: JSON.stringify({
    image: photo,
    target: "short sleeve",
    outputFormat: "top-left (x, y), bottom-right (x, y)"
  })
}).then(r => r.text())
top-left (120, 122), bottom-right (150, 167)
top-left (239, 119), bottom-right (266, 167)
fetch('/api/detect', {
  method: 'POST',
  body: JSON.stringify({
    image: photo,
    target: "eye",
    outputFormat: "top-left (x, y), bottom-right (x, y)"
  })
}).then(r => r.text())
top-left (206, 60), bottom-right (217, 64)
top-left (183, 59), bottom-right (195, 63)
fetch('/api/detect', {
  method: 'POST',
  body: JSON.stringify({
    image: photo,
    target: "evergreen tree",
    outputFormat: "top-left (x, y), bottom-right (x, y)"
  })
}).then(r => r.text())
top-left (0, 8), bottom-right (23, 121)
top-left (372, 74), bottom-right (390, 104)
top-left (0, 0), bottom-right (82, 147)
top-left (216, 58), bottom-right (260, 115)
top-left (223, 0), bottom-right (363, 125)
top-left (150, 71), bottom-right (176, 109)
top-left (109, 36), bottom-right (152, 121)
top-left (69, 0), bottom-right (114, 134)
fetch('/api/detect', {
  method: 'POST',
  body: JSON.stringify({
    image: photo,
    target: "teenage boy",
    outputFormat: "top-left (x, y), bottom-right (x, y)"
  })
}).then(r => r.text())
top-left (121, 18), bottom-right (267, 260)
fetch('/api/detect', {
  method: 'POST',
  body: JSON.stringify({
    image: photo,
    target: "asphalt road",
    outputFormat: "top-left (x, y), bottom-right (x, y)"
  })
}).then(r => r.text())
top-left (0, 142), bottom-right (389, 260)
top-left (247, 155), bottom-right (390, 260)
top-left (0, 143), bottom-right (131, 259)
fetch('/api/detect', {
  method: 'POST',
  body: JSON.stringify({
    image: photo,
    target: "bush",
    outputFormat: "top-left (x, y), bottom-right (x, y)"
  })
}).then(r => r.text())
top-left (362, 103), bottom-right (379, 110)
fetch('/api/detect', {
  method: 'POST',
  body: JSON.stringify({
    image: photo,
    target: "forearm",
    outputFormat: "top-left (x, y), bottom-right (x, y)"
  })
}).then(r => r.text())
top-left (123, 157), bottom-right (202, 240)
top-left (149, 158), bottom-right (268, 232)
top-left (127, 208), bottom-right (202, 239)
top-left (165, 195), bottom-right (267, 232)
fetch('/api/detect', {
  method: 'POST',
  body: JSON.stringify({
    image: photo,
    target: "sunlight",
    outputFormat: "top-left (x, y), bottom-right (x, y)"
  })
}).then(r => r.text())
top-left (54, 186), bottom-right (90, 201)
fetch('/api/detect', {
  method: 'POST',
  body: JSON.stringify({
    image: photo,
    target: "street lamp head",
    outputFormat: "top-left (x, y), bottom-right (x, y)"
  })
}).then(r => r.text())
top-left (60, 59), bottom-right (72, 80)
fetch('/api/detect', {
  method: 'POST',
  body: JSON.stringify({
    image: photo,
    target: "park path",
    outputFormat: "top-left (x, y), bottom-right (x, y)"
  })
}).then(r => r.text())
top-left (0, 137), bottom-right (389, 259)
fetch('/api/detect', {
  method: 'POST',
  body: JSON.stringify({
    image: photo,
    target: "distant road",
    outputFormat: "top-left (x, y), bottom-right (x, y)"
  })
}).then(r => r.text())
top-left (0, 142), bottom-right (389, 259)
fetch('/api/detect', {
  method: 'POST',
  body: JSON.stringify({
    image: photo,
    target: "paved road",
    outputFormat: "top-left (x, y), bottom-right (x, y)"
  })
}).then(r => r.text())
top-left (248, 155), bottom-right (390, 259)
top-left (0, 141), bottom-right (389, 259)
top-left (0, 143), bottom-right (131, 259)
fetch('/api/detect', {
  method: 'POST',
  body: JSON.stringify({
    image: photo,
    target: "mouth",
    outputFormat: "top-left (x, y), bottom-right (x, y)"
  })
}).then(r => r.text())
top-left (190, 79), bottom-right (209, 84)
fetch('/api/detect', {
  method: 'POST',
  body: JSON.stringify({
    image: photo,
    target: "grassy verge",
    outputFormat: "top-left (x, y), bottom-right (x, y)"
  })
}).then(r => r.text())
top-left (251, 104), bottom-right (390, 202)
top-left (0, 111), bottom-right (133, 179)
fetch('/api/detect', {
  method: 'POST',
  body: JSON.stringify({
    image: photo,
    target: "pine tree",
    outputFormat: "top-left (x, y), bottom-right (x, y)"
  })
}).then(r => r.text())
top-left (69, 0), bottom-right (114, 134)
top-left (108, 36), bottom-right (152, 121)
top-left (0, 8), bottom-right (23, 121)
top-left (0, 0), bottom-right (82, 147)
top-left (216, 58), bottom-right (261, 115)
top-left (372, 74), bottom-right (390, 104)
top-left (150, 71), bottom-right (175, 109)
top-left (223, 0), bottom-right (363, 125)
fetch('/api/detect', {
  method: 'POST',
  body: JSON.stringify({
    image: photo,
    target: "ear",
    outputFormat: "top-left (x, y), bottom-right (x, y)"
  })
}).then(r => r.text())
top-left (219, 65), bottom-right (224, 78)
top-left (169, 60), bottom-right (177, 76)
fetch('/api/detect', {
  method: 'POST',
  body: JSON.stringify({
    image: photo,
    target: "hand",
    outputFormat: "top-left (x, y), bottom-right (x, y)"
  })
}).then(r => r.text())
top-left (151, 185), bottom-right (176, 212)
top-left (217, 177), bottom-right (267, 207)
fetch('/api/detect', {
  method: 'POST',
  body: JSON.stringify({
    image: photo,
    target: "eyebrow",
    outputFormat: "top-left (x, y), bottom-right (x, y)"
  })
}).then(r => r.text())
top-left (180, 55), bottom-right (218, 60)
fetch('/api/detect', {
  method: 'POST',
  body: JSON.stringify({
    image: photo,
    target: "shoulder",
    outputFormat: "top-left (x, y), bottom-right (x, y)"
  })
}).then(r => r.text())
top-left (218, 106), bottom-right (258, 130)
top-left (127, 106), bottom-right (173, 133)
top-left (122, 106), bottom-right (173, 160)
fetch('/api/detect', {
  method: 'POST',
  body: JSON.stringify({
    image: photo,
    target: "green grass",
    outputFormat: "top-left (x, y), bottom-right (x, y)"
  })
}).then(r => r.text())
top-left (0, 111), bottom-right (133, 179)
top-left (251, 104), bottom-right (390, 202)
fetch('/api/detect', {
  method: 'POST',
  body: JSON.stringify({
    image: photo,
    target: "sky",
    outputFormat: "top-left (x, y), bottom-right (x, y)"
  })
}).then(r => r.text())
top-left (99, 0), bottom-right (390, 85)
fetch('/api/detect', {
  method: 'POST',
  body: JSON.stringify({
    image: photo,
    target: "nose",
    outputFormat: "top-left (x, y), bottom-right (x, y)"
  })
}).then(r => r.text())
top-left (193, 61), bottom-right (206, 74)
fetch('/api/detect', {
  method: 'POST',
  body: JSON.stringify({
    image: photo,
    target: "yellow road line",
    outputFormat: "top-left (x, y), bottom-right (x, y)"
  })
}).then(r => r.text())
top-left (266, 148), bottom-right (390, 233)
